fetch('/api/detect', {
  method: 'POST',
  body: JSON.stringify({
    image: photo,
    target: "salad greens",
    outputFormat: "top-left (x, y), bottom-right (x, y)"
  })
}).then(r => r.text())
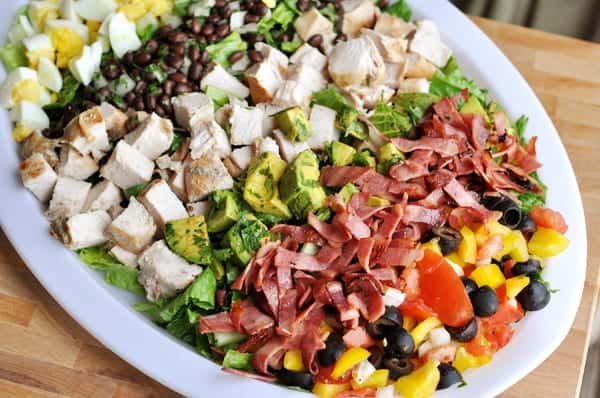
top-left (0, 43), bottom-right (27, 72)
top-left (312, 86), bottom-right (368, 140)
top-left (430, 57), bottom-right (488, 104)
top-left (369, 93), bottom-right (439, 138)
top-left (78, 246), bottom-right (145, 295)
top-left (383, 0), bottom-right (412, 22)
top-left (206, 32), bottom-right (248, 67)
top-left (223, 350), bottom-right (253, 370)
top-left (257, 0), bottom-right (300, 48)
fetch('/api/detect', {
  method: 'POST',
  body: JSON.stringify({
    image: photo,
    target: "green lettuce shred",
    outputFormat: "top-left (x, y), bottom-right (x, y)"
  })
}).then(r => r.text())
top-left (0, 43), bottom-right (27, 72)
top-left (257, 0), bottom-right (299, 48)
top-left (429, 57), bottom-right (488, 104)
top-left (78, 246), bottom-right (145, 295)
top-left (383, 0), bottom-right (412, 22)
top-left (222, 350), bottom-right (253, 370)
top-left (206, 32), bottom-right (248, 67)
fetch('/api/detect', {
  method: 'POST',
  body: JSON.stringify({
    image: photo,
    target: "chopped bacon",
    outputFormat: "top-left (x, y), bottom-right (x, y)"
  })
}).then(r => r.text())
top-left (347, 276), bottom-right (385, 321)
top-left (262, 278), bottom-right (279, 317)
top-left (231, 300), bottom-right (275, 335)
top-left (463, 113), bottom-right (489, 149)
top-left (417, 188), bottom-right (447, 208)
top-left (374, 204), bottom-right (404, 240)
top-left (391, 137), bottom-right (460, 157)
top-left (277, 266), bottom-right (293, 291)
top-left (232, 241), bottom-right (279, 293)
top-left (270, 224), bottom-right (325, 245)
top-left (357, 238), bottom-right (375, 272)
top-left (198, 312), bottom-right (236, 334)
top-left (335, 211), bottom-right (372, 239)
top-left (274, 246), bottom-right (329, 271)
top-left (443, 178), bottom-right (498, 221)
top-left (316, 244), bottom-right (342, 264)
top-left (277, 289), bottom-right (297, 336)
top-left (425, 169), bottom-right (456, 191)
top-left (369, 267), bottom-right (397, 283)
top-left (343, 327), bottom-right (375, 348)
top-left (349, 192), bottom-right (387, 220)
top-left (477, 234), bottom-right (504, 261)
top-left (388, 180), bottom-right (429, 200)
top-left (403, 204), bottom-right (448, 226)
top-left (389, 149), bottom-right (433, 181)
top-left (238, 327), bottom-right (274, 353)
top-left (327, 281), bottom-right (360, 322)
top-left (320, 166), bottom-right (370, 187)
top-left (308, 212), bottom-right (352, 245)
top-left (252, 336), bottom-right (288, 374)
top-left (301, 330), bottom-right (326, 374)
top-left (329, 240), bottom-right (359, 274)
top-left (493, 112), bottom-right (508, 136)
top-left (376, 239), bottom-right (423, 267)
top-left (423, 344), bottom-right (457, 363)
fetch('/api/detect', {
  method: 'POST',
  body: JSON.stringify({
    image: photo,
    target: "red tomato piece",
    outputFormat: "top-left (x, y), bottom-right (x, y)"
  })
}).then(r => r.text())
top-left (416, 250), bottom-right (474, 328)
top-left (484, 323), bottom-right (514, 350)
top-left (334, 388), bottom-right (376, 398)
top-left (503, 259), bottom-right (516, 278)
top-left (465, 320), bottom-right (496, 356)
top-left (399, 299), bottom-right (437, 322)
top-left (485, 301), bottom-right (524, 326)
top-left (462, 264), bottom-right (475, 277)
top-left (530, 206), bottom-right (568, 234)
top-left (496, 284), bottom-right (508, 305)
top-left (316, 365), bottom-right (353, 384)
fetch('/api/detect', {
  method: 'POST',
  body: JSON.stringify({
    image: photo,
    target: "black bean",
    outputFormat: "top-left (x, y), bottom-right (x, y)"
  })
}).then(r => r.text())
top-left (252, 3), bottom-right (269, 16)
top-left (242, 32), bottom-right (257, 44)
top-left (175, 83), bottom-right (192, 94)
top-left (134, 81), bottom-right (147, 94)
top-left (190, 18), bottom-right (202, 34)
top-left (207, 14), bottom-right (220, 24)
top-left (145, 71), bottom-right (157, 82)
top-left (125, 92), bottom-right (136, 105)
top-left (155, 105), bottom-right (166, 117)
top-left (203, 22), bottom-right (216, 36)
top-left (153, 86), bottom-right (164, 97)
top-left (166, 54), bottom-right (184, 69)
top-left (156, 25), bottom-right (173, 39)
top-left (216, 23), bottom-right (230, 37)
top-left (122, 52), bottom-right (134, 66)
top-left (298, 0), bottom-right (310, 12)
top-left (172, 43), bottom-right (186, 56)
top-left (144, 94), bottom-right (156, 110)
top-left (255, 34), bottom-right (265, 42)
top-left (134, 51), bottom-right (152, 66)
top-left (245, 13), bottom-right (260, 23)
top-left (196, 35), bottom-right (207, 44)
top-left (169, 72), bottom-right (188, 84)
top-left (219, 6), bottom-right (232, 19)
top-left (189, 45), bottom-right (200, 62)
top-left (200, 49), bottom-right (210, 64)
top-left (102, 63), bottom-right (120, 80)
top-left (168, 31), bottom-right (188, 43)
top-left (163, 80), bottom-right (175, 96)
top-left (378, 0), bottom-right (389, 8)
top-left (278, 32), bottom-right (291, 42)
top-left (308, 34), bottom-right (324, 48)
top-left (98, 87), bottom-right (111, 98)
top-left (215, 0), bottom-right (226, 7)
top-left (188, 62), bottom-right (203, 81)
top-left (129, 68), bottom-right (141, 81)
top-left (248, 50), bottom-right (264, 63)
top-left (207, 33), bottom-right (218, 43)
top-left (133, 97), bottom-right (145, 111)
top-left (146, 40), bottom-right (159, 54)
top-left (229, 51), bottom-right (245, 64)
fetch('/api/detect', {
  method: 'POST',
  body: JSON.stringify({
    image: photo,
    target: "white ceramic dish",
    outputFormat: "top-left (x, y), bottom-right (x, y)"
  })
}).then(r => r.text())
top-left (0, 1), bottom-right (587, 397)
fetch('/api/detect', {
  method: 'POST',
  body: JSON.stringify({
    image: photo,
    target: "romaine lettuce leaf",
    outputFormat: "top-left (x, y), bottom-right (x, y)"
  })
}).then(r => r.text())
top-left (0, 43), bottom-right (27, 72)
top-left (384, 0), bottom-right (412, 22)
top-left (429, 57), bottom-right (488, 104)
top-left (257, 0), bottom-right (299, 47)
top-left (78, 246), bottom-right (145, 295)
top-left (206, 32), bottom-right (248, 67)
top-left (222, 350), bottom-right (253, 370)
top-left (514, 115), bottom-right (529, 146)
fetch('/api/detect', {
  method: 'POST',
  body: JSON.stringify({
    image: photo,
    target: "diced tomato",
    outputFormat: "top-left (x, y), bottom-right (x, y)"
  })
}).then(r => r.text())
top-left (400, 299), bottom-right (437, 322)
top-left (334, 388), bottom-right (376, 398)
top-left (495, 284), bottom-right (508, 305)
top-left (465, 320), bottom-right (496, 356)
top-left (399, 266), bottom-right (420, 300)
top-left (316, 365), bottom-right (353, 384)
top-left (485, 300), bottom-right (524, 326)
top-left (503, 259), bottom-right (516, 278)
top-left (416, 250), bottom-right (474, 327)
top-left (484, 323), bottom-right (514, 350)
top-left (530, 206), bottom-right (568, 234)
top-left (463, 264), bottom-right (475, 277)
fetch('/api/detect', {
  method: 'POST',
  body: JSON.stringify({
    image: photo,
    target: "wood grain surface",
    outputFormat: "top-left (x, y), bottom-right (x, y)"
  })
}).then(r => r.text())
top-left (0, 16), bottom-right (598, 398)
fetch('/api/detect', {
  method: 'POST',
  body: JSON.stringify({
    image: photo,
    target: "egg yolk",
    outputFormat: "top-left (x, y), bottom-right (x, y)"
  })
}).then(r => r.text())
top-left (29, 5), bottom-right (59, 32)
top-left (117, 0), bottom-right (173, 21)
top-left (12, 79), bottom-right (42, 105)
top-left (50, 28), bottom-right (84, 69)
top-left (26, 47), bottom-right (55, 69)
top-left (13, 123), bottom-right (34, 142)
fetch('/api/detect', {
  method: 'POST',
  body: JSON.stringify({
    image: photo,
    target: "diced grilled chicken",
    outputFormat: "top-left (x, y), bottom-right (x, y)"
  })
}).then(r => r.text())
top-left (273, 80), bottom-right (313, 109)
top-left (137, 240), bottom-right (202, 302)
top-left (223, 157), bottom-right (243, 178)
top-left (245, 60), bottom-right (284, 104)
top-left (19, 152), bottom-right (58, 203)
top-left (254, 42), bottom-right (289, 74)
top-left (385, 62), bottom-right (408, 89)
top-left (273, 129), bottom-right (310, 163)
top-left (186, 201), bottom-right (210, 217)
top-left (229, 99), bottom-right (265, 146)
top-left (20, 130), bottom-right (61, 167)
top-left (108, 197), bottom-right (157, 253)
top-left (189, 121), bottom-right (231, 160)
top-left (156, 155), bottom-right (183, 172)
top-left (253, 136), bottom-right (280, 157)
top-left (256, 103), bottom-right (283, 136)
top-left (308, 105), bottom-right (340, 150)
top-left (138, 180), bottom-right (188, 229)
top-left (168, 169), bottom-right (186, 201)
top-left (109, 245), bottom-right (138, 268)
top-left (63, 106), bottom-right (110, 160)
top-left (184, 154), bottom-right (234, 202)
top-left (328, 36), bottom-right (386, 87)
top-left (230, 146), bottom-right (254, 171)
top-left (171, 93), bottom-right (214, 132)
top-left (290, 43), bottom-right (328, 72)
top-left (374, 13), bottom-right (415, 38)
top-left (360, 28), bottom-right (408, 63)
top-left (293, 8), bottom-right (334, 41)
top-left (83, 179), bottom-right (122, 213)
top-left (405, 53), bottom-right (438, 79)
top-left (214, 104), bottom-right (232, 129)
top-left (341, 0), bottom-right (379, 37)
top-left (46, 176), bottom-right (92, 221)
top-left (344, 84), bottom-right (395, 110)
top-left (397, 78), bottom-right (431, 94)
top-left (124, 113), bottom-right (174, 161)
top-left (100, 141), bottom-right (154, 189)
top-left (56, 146), bottom-right (99, 180)
top-left (287, 63), bottom-right (328, 94)
top-left (99, 102), bottom-right (128, 139)
top-left (61, 210), bottom-right (111, 250)
top-left (409, 20), bottom-right (452, 68)
top-left (200, 64), bottom-right (250, 99)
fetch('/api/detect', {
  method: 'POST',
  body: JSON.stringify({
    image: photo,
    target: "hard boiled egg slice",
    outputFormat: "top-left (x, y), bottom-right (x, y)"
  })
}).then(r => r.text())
top-left (11, 100), bottom-right (50, 130)
top-left (38, 57), bottom-right (63, 92)
top-left (59, 0), bottom-right (80, 22)
top-left (0, 67), bottom-right (39, 108)
top-left (46, 19), bottom-right (89, 42)
top-left (23, 33), bottom-right (55, 68)
top-left (69, 40), bottom-right (103, 85)
top-left (46, 19), bottom-right (88, 68)
top-left (109, 12), bottom-right (142, 58)
top-left (8, 15), bottom-right (36, 44)
top-left (28, 1), bottom-right (60, 32)
top-left (74, 0), bottom-right (117, 22)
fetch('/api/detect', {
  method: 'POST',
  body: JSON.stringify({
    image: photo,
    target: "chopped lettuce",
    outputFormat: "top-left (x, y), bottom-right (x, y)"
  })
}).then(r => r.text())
top-left (223, 350), bottom-right (253, 370)
top-left (384, 0), bottom-right (412, 22)
top-left (514, 115), bottom-right (529, 146)
top-left (168, 132), bottom-right (185, 154)
top-left (78, 246), bottom-right (145, 295)
top-left (257, 0), bottom-right (299, 47)
top-left (312, 85), bottom-right (354, 114)
top-left (0, 43), bottom-right (27, 72)
top-left (429, 57), bottom-right (488, 104)
top-left (320, 3), bottom-right (338, 23)
top-left (369, 101), bottom-right (412, 138)
top-left (281, 41), bottom-right (302, 53)
top-left (312, 86), bottom-right (368, 140)
top-left (125, 182), bottom-right (150, 197)
top-left (205, 85), bottom-right (230, 108)
top-left (136, 13), bottom-right (159, 42)
top-left (43, 72), bottom-right (81, 112)
top-left (517, 191), bottom-right (545, 213)
top-left (206, 32), bottom-right (248, 67)
top-left (394, 92), bottom-right (439, 125)
top-left (173, 0), bottom-right (194, 16)
top-left (166, 307), bottom-right (199, 345)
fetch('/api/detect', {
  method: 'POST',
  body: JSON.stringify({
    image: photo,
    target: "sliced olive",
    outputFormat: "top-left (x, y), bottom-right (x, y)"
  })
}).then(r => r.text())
top-left (383, 328), bottom-right (415, 359)
top-left (277, 369), bottom-right (315, 390)
top-left (445, 317), bottom-right (478, 342)
top-left (437, 363), bottom-right (463, 390)
top-left (517, 280), bottom-right (550, 311)
top-left (432, 226), bottom-right (463, 255)
top-left (384, 357), bottom-right (414, 380)
top-left (518, 213), bottom-right (537, 234)
top-left (461, 276), bottom-right (478, 295)
top-left (317, 334), bottom-right (346, 367)
top-left (368, 345), bottom-right (385, 369)
top-left (482, 195), bottom-right (522, 229)
top-left (511, 258), bottom-right (542, 277)
top-left (469, 286), bottom-right (499, 317)
top-left (366, 306), bottom-right (404, 339)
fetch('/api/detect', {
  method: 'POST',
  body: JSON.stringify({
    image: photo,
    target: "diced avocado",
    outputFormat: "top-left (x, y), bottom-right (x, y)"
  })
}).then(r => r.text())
top-left (165, 216), bottom-right (211, 265)
top-left (244, 152), bottom-right (291, 219)
top-left (207, 190), bottom-right (244, 233)
top-left (368, 196), bottom-right (391, 207)
top-left (460, 96), bottom-right (487, 116)
top-left (222, 214), bottom-right (270, 266)
top-left (274, 106), bottom-right (313, 142)
top-left (329, 140), bottom-right (356, 166)
top-left (314, 207), bottom-right (333, 221)
top-left (205, 85), bottom-right (230, 108)
top-left (213, 331), bottom-right (247, 347)
top-left (353, 150), bottom-right (376, 168)
top-left (339, 108), bottom-right (368, 140)
top-left (280, 149), bottom-right (327, 219)
top-left (0, 43), bottom-right (27, 72)
top-left (377, 142), bottom-right (405, 174)
top-left (339, 183), bottom-right (360, 203)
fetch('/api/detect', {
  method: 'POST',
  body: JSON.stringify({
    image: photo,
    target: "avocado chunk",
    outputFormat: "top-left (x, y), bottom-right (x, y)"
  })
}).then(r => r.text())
top-left (329, 140), bottom-right (356, 166)
top-left (377, 142), bottom-right (405, 174)
top-left (279, 149), bottom-right (327, 219)
top-left (243, 151), bottom-right (292, 219)
top-left (274, 106), bottom-right (313, 142)
top-left (207, 190), bottom-right (244, 233)
top-left (339, 108), bottom-right (368, 140)
top-left (460, 96), bottom-right (487, 116)
top-left (222, 214), bottom-right (270, 266)
top-left (165, 215), bottom-right (211, 265)
top-left (353, 150), bottom-right (376, 168)
top-left (339, 183), bottom-right (360, 203)
top-left (368, 196), bottom-right (391, 207)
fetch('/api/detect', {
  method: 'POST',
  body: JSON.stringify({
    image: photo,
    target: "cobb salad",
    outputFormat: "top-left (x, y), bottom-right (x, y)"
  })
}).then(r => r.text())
top-left (0, 1), bottom-right (571, 397)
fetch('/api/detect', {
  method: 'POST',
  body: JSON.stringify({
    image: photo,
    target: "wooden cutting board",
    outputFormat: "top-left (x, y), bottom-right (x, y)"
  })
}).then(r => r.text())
top-left (0, 16), bottom-right (598, 398)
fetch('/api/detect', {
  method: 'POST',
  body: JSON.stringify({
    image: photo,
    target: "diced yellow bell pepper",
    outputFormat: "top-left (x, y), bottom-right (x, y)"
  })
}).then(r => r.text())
top-left (395, 360), bottom-right (440, 398)
top-left (469, 264), bottom-right (506, 289)
top-left (528, 228), bottom-right (570, 258)
top-left (403, 316), bottom-right (417, 332)
top-left (509, 231), bottom-right (529, 262)
top-left (505, 275), bottom-right (530, 298)
top-left (313, 382), bottom-right (351, 398)
top-left (458, 226), bottom-right (477, 264)
top-left (331, 347), bottom-right (371, 379)
top-left (453, 347), bottom-right (492, 373)
top-left (368, 195), bottom-right (391, 207)
top-left (475, 221), bottom-right (512, 246)
top-left (283, 349), bottom-right (306, 372)
top-left (446, 252), bottom-right (465, 267)
top-left (410, 317), bottom-right (442, 347)
top-left (351, 369), bottom-right (390, 389)
top-left (421, 239), bottom-right (442, 256)
top-left (12, 123), bottom-right (34, 142)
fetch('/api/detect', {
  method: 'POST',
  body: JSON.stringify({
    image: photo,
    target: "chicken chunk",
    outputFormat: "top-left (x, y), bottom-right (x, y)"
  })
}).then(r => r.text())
top-left (328, 36), bottom-right (386, 87)
top-left (61, 210), bottom-right (111, 250)
top-left (374, 13), bottom-right (415, 38)
top-left (100, 141), bottom-right (154, 189)
top-left (344, 84), bottom-right (395, 110)
top-left (189, 120), bottom-right (231, 159)
top-left (253, 136), bottom-right (280, 157)
top-left (230, 146), bottom-right (254, 170)
top-left (293, 8), bottom-right (334, 41)
top-left (20, 131), bottom-right (60, 167)
top-left (56, 146), bottom-right (99, 180)
top-left (99, 102), bottom-right (128, 139)
top-left (409, 20), bottom-right (452, 68)
top-left (254, 42), bottom-right (289, 73)
top-left (256, 102), bottom-right (282, 136)
top-left (223, 157), bottom-right (243, 178)
top-left (168, 169), bottom-right (186, 201)
top-left (397, 78), bottom-right (431, 94)
top-left (184, 154), bottom-right (234, 202)
top-left (19, 153), bottom-right (58, 203)
top-left (171, 93), bottom-right (214, 132)
top-left (138, 180), bottom-right (188, 229)
top-left (361, 28), bottom-right (408, 63)
top-left (229, 99), bottom-right (265, 145)
top-left (137, 240), bottom-right (203, 302)
top-left (63, 106), bottom-right (110, 160)
top-left (273, 80), bottom-right (313, 109)
top-left (273, 129), bottom-right (309, 163)
top-left (110, 245), bottom-right (138, 268)
top-left (46, 176), bottom-right (92, 221)
top-left (245, 60), bottom-right (284, 104)
top-left (341, 0), bottom-right (379, 37)
top-left (187, 201), bottom-right (210, 217)
top-left (307, 105), bottom-right (340, 150)
top-left (83, 179), bottom-right (122, 212)
top-left (287, 63), bottom-right (328, 94)
top-left (405, 53), bottom-right (438, 79)
top-left (385, 62), bottom-right (408, 88)
top-left (289, 43), bottom-right (328, 72)
top-left (108, 197), bottom-right (157, 253)
top-left (200, 64), bottom-right (249, 98)
top-left (124, 113), bottom-right (174, 161)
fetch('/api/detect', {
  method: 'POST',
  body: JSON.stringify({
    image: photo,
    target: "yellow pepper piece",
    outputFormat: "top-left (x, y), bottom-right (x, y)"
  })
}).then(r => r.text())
top-left (505, 275), bottom-right (530, 298)
top-left (283, 349), bottom-right (306, 372)
top-left (528, 228), bottom-right (570, 258)
top-left (421, 239), bottom-right (442, 256)
top-left (395, 360), bottom-right (440, 398)
top-left (351, 369), bottom-right (389, 389)
top-left (453, 347), bottom-right (492, 373)
top-left (331, 347), bottom-right (371, 379)
top-left (509, 230), bottom-right (529, 262)
top-left (458, 226), bottom-right (477, 264)
top-left (403, 316), bottom-right (417, 332)
top-left (368, 195), bottom-right (391, 207)
top-left (410, 317), bottom-right (442, 347)
top-left (313, 382), bottom-right (351, 398)
top-left (475, 221), bottom-right (511, 246)
top-left (12, 123), bottom-right (34, 142)
top-left (445, 252), bottom-right (465, 267)
top-left (469, 264), bottom-right (506, 289)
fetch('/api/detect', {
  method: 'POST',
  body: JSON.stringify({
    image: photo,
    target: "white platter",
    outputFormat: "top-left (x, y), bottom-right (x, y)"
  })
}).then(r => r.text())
top-left (0, 0), bottom-right (587, 397)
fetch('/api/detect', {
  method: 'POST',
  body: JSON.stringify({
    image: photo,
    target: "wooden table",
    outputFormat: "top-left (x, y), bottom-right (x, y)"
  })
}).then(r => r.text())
top-left (0, 17), bottom-right (598, 398)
